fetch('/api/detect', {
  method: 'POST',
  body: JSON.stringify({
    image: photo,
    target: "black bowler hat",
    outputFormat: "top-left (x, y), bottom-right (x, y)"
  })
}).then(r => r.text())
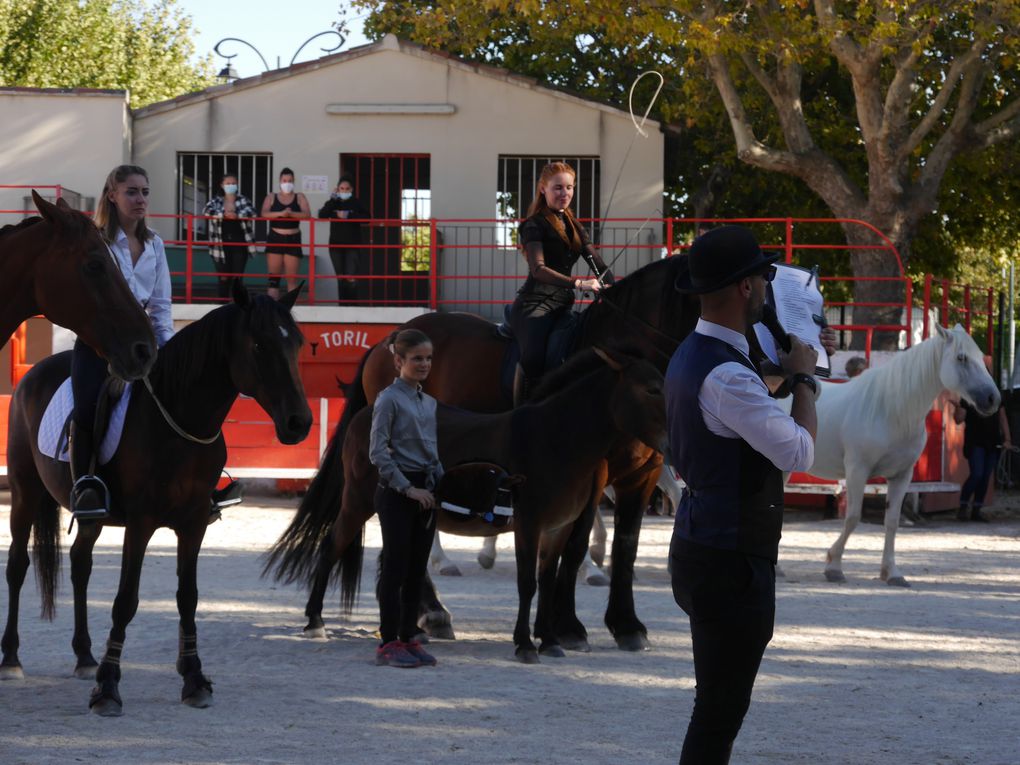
top-left (674, 225), bottom-right (781, 294)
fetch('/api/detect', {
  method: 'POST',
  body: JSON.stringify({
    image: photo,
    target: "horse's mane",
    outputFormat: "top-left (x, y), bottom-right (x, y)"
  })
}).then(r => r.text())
top-left (836, 334), bottom-right (945, 435)
top-left (0, 216), bottom-right (43, 241)
top-left (531, 343), bottom-right (645, 402)
top-left (586, 255), bottom-right (684, 316)
top-left (151, 303), bottom-right (238, 401)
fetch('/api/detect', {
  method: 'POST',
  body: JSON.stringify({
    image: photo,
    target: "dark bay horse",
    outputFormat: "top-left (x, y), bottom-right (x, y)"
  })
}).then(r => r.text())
top-left (1, 283), bottom-right (312, 715)
top-left (268, 255), bottom-right (698, 651)
top-left (1, 191), bottom-right (156, 380)
top-left (274, 347), bottom-right (666, 662)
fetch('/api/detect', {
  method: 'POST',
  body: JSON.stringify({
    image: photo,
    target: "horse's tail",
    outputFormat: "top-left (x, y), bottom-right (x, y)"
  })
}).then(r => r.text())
top-left (333, 526), bottom-right (365, 616)
top-left (262, 347), bottom-right (374, 585)
top-left (32, 492), bottom-right (62, 621)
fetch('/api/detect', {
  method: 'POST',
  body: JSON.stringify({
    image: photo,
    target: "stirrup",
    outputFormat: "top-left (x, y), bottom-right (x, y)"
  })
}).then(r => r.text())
top-left (69, 475), bottom-right (111, 530)
top-left (209, 478), bottom-right (243, 523)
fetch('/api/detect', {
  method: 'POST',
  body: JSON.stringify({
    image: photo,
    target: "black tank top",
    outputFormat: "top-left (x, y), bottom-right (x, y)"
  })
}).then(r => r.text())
top-left (270, 193), bottom-right (301, 230)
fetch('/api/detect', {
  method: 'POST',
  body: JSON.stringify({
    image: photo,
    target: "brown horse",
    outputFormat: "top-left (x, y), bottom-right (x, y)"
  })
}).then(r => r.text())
top-left (281, 347), bottom-right (666, 662)
top-left (1, 283), bottom-right (312, 715)
top-left (1, 191), bottom-right (157, 380)
top-left (267, 255), bottom-right (699, 651)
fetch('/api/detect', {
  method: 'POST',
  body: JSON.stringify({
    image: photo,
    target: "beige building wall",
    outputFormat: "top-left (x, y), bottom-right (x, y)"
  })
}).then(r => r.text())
top-left (132, 35), bottom-right (664, 315)
top-left (0, 88), bottom-right (130, 218)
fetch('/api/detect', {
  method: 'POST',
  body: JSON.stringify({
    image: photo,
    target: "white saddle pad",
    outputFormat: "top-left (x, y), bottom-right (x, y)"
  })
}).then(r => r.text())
top-left (38, 378), bottom-right (133, 465)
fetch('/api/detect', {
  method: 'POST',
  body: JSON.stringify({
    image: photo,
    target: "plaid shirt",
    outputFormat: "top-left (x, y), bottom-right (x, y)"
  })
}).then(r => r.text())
top-left (203, 194), bottom-right (258, 263)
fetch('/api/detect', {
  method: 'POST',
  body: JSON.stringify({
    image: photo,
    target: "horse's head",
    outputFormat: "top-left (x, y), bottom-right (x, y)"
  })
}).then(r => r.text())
top-left (593, 346), bottom-right (668, 454)
top-left (228, 281), bottom-right (313, 444)
top-left (936, 324), bottom-right (1000, 416)
top-left (32, 191), bottom-right (157, 380)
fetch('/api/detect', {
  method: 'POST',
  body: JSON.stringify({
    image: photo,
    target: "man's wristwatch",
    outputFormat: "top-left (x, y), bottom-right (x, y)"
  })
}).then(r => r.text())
top-left (790, 372), bottom-right (818, 395)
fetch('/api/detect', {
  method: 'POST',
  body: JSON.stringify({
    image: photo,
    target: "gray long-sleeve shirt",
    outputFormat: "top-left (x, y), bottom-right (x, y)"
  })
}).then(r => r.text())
top-left (369, 377), bottom-right (444, 493)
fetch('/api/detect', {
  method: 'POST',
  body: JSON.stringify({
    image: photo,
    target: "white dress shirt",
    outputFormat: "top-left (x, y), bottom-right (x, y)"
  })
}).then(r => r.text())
top-left (108, 228), bottom-right (174, 347)
top-left (695, 318), bottom-right (814, 473)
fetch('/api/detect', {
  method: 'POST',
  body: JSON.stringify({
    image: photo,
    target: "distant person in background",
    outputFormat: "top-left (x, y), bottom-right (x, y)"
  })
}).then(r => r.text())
top-left (318, 175), bottom-right (369, 303)
top-left (204, 173), bottom-right (257, 299)
top-left (952, 375), bottom-right (1011, 522)
top-left (845, 356), bottom-right (868, 378)
top-left (261, 167), bottom-right (310, 299)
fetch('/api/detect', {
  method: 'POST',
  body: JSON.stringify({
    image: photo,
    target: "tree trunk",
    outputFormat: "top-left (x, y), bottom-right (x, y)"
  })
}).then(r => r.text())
top-left (843, 222), bottom-right (909, 351)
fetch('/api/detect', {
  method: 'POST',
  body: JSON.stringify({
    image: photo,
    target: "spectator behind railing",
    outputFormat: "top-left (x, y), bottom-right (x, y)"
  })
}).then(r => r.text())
top-left (261, 167), bottom-right (310, 298)
top-left (318, 175), bottom-right (369, 304)
top-left (203, 173), bottom-right (257, 299)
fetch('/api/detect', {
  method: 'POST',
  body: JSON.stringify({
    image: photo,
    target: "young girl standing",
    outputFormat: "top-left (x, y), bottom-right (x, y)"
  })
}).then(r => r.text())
top-left (369, 328), bottom-right (444, 667)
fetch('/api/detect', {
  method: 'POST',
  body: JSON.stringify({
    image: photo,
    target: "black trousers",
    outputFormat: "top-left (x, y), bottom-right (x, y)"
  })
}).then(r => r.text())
top-left (375, 475), bottom-right (436, 645)
top-left (329, 244), bottom-right (365, 299)
top-left (214, 241), bottom-right (249, 298)
top-left (71, 338), bottom-right (109, 434)
top-left (670, 536), bottom-right (776, 765)
top-left (508, 301), bottom-right (568, 380)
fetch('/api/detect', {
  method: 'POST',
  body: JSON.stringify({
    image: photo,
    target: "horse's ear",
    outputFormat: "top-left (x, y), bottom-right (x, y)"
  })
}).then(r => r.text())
top-left (33, 190), bottom-right (65, 227)
top-left (934, 323), bottom-right (950, 340)
top-left (279, 281), bottom-right (305, 311)
top-left (232, 278), bottom-right (252, 308)
top-left (54, 196), bottom-right (73, 212)
top-left (593, 346), bottom-right (624, 371)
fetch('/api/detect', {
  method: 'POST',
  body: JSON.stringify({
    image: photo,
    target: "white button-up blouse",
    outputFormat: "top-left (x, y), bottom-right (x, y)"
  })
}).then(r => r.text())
top-left (108, 228), bottom-right (174, 347)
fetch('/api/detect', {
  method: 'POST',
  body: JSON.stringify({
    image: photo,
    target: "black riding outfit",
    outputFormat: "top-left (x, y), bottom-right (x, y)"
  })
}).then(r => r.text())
top-left (510, 211), bottom-right (612, 394)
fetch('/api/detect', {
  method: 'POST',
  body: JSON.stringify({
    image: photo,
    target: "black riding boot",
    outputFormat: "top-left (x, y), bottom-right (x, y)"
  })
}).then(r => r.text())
top-left (69, 422), bottom-right (109, 522)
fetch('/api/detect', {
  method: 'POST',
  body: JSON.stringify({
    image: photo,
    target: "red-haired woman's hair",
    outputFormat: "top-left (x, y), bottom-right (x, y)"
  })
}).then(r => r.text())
top-left (526, 162), bottom-right (582, 252)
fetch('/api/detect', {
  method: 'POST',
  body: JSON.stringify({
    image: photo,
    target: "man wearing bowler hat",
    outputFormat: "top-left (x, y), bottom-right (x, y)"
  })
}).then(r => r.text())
top-left (666, 225), bottom-right (819, 764)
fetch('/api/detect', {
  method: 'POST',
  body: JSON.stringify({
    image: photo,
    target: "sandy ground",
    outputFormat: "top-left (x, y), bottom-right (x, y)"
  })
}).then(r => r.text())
top-left (0, 490), bottom-right (1018, 765)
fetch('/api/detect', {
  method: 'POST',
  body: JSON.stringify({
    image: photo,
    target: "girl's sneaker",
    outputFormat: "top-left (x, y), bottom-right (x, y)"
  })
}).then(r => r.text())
top-left (404, 639), bottom-right (437, 666)
top-left (375, 640), bottom-right (420, 668)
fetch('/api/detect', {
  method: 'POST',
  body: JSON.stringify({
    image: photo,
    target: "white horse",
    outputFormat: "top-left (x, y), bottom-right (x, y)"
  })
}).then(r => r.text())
top-left (430, 468), bottom-right (685, 585)
top-left (808, 324), bottom-right (1000, 587)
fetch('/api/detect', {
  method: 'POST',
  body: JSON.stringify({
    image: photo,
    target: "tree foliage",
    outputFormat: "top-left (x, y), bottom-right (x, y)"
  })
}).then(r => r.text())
top-left (355, 0), bottom-right (1020, 297)
top-left (0, 0), bottom-right (215, 108)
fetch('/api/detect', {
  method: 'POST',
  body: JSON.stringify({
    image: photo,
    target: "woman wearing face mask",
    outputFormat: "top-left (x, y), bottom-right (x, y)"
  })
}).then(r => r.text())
top-left (261, 167), bottom-right (310, 298)
top-left (70, 164), bottom-right (174, 522)
top-left (204, 173), bottom-right (257, 299)
top-left (317, 175), bottom-right (370, 302)
top-left (509, 161), bottom-right (613, 403)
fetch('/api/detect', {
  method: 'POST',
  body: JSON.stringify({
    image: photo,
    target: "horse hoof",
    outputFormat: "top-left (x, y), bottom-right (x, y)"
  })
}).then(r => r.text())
top-left (539, 644), bottom-right (565, 658)
top-left (824, 569), bottom-right (846, 583)
top-left (585, 571), bottom-right (610, 587)
top-left (477, 554), bottom-right (495, 570)
top-left (589, 548), bottom-right (606, 569)
top-left (558, 635), bottom-right (592, 653)
top-left (439, 564), bottom-right (463, 577)
top-left (303, 625), bottom-right (327, 639)
top-left (182, 688), bottom-right (214, 709)
top-left (515, 648), bottom-right (540, 664)
top-left (90, 698), bottom-right (123, 717)
top-left (0, 664), bottom-right (25, 681)
top-left (615, 632), bottom-right (650, 652)
top-left (885, 576), bottom-right (911, 588)
top-left (74, 663), bottom-right (98, 680)
top-left (424, 622), bottom-right (456, 640)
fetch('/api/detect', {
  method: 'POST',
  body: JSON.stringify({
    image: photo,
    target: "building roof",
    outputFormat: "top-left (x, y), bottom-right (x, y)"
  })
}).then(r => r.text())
top-left (132, 33), bottom-right (660, 128)
top-left (0, 87), bottom-right (127, 98)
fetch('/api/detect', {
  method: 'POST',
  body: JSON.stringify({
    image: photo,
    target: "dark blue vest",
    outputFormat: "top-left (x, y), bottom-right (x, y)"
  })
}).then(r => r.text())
top-left (665, 332), bottom-right (785, 562)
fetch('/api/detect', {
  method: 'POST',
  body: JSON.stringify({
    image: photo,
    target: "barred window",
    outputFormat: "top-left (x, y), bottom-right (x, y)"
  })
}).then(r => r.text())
top-left (177, 152), bottom-right (273, 240)
top-left (496, 156), bottom-right (601, 248)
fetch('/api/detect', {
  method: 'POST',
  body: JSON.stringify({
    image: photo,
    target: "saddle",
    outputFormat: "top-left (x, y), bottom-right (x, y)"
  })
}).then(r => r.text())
top-left (39, 376), bottom-right (131, 466)
top-left (436, 462), bottom-right (522, 528)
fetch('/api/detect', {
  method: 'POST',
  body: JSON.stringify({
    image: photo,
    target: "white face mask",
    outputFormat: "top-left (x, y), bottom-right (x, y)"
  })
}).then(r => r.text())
top-left (337, 192), bottom-right (353, 201)
top-left (280, 182), bottom-right (295, 194)
top-left (223, 184), bottom-right (238, 195)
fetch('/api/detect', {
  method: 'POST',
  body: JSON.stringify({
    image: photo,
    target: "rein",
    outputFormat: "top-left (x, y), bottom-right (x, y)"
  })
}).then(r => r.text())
top-left (142, 375), bottom-right (221, 445)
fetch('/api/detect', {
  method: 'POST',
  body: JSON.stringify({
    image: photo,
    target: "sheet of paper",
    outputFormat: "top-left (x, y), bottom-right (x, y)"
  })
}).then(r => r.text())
top-left (753, 263), bottom-right (831, 377)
